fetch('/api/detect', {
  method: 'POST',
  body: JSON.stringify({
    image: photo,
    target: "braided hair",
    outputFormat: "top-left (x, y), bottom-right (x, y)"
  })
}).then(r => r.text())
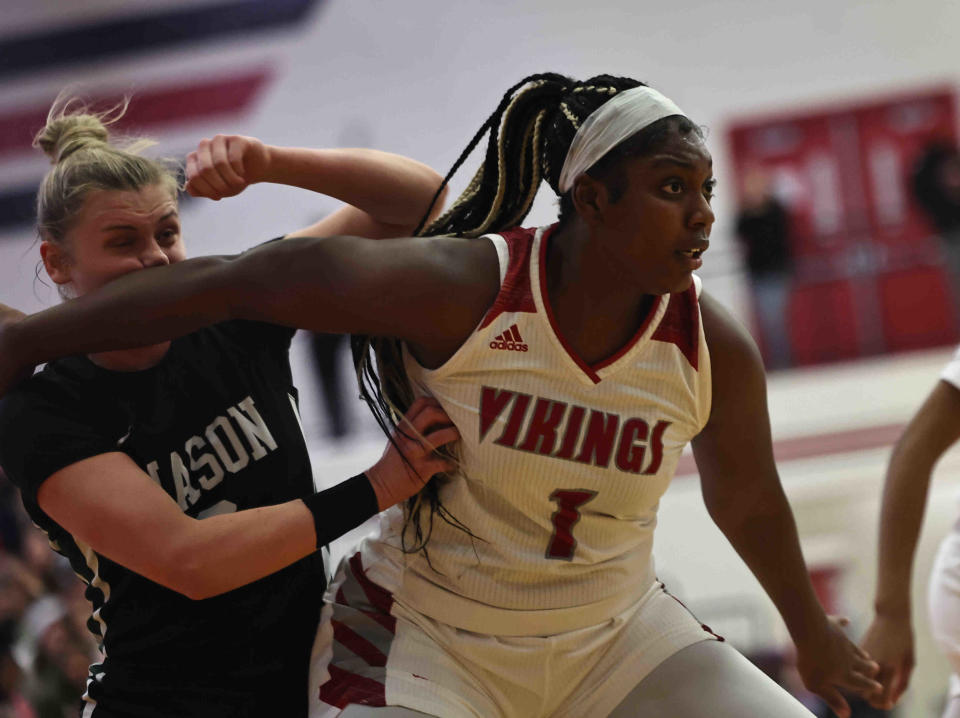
top-left (353, 73), bottom-right (698, 557)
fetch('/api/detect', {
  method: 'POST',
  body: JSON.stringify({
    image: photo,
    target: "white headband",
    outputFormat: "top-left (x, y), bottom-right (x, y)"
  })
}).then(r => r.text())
top-left (557, 85), bottom-right (687, 194)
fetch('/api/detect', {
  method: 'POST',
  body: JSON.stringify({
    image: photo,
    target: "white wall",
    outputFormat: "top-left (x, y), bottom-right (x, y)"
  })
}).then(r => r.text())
top-left (6, 0), bottom-right (960, 314)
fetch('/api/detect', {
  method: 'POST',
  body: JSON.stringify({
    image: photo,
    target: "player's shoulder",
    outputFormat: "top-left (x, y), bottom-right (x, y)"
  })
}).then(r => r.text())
top-left (428, 233), bottom-right (501, 277)
top-left (699, 292), bottom-right (765, 397)
top-left (399, 234), bottom-right (505, 366)
top-left (1, 358), bottom-right (112, 435)
top-left (699, 292), bottom-right (757, 356)
top-left (414, 234), bottom-right (503, 319)
top-left (0, 358), bottom-right (97, 415)
top-left (0, 359), bottom-right (112, 489)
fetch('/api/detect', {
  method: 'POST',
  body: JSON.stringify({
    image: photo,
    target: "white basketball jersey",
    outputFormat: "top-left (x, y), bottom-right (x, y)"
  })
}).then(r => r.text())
top-left (358, 225), bottom-right (712, 636)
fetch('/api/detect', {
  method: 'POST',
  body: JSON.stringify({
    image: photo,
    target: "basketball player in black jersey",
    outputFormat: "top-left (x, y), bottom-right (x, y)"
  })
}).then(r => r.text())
top-left (0, 99), bottom-right (457, 717)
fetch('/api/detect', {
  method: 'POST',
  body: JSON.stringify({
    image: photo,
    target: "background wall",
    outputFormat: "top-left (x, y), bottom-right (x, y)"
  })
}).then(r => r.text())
top-left (3, 1), bottom-right (960, 715)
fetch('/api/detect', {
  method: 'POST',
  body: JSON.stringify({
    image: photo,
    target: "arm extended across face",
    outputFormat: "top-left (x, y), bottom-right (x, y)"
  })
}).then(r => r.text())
top-left (2, 233), bottom-right (500, 393)
top-left (691, 292), bottom-right (879, 718)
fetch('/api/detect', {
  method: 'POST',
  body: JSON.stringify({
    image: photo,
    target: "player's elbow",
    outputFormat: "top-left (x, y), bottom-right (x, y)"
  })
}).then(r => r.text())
top-left (161, 556), bottom-right (227, 600)
top-left (704, 482), bottom-right (783, 534)
top-left (158, 535), bottom-right (230, 600)
top-left (704, 496), bottom-right (749, 535)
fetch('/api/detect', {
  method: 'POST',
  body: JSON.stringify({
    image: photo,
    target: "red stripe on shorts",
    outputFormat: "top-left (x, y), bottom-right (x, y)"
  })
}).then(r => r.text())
top-left (349, 553), bottom-right (396, 619)
top-left (336, 572), bottom-right (396, 634)
top-left (331, 619), bottom-right (388, 667)
top-left (358, 606), bottom-right (397, 634)
top-left (319, 665), bottom-right (387, 708)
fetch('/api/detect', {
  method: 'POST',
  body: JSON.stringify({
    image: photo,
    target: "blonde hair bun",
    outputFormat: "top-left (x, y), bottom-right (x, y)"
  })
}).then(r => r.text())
top-left (33, 96), bottom-right (130, 165)
top-left (35, 114), bottom-right (110, 164)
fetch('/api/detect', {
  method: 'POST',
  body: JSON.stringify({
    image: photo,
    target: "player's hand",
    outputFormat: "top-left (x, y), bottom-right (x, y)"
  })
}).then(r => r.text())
top-left (859, 611), bottom-right (914, 710)
top-left (0, 303), bottom-right (33, 398)
top-left (795, 615), bottom-right (881, 718)
top-left (366, 396), bottom-right (459, 511)
top-left (185, 134), bottom-right (271, 201)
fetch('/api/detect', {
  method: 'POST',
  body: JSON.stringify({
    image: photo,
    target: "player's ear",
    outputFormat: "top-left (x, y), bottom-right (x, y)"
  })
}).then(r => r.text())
top-left (40, 239), bottom-right (73, 285)
top-left (571, 174), bottom-right (609, 225)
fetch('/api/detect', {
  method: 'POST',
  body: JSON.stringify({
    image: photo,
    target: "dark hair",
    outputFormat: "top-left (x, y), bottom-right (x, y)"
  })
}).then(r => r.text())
top-left (354, 73), bottom-right (700, 557)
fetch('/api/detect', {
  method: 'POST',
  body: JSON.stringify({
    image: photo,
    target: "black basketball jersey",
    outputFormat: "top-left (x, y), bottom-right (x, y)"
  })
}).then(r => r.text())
top-left (0, 318), bottom-right (325, 717)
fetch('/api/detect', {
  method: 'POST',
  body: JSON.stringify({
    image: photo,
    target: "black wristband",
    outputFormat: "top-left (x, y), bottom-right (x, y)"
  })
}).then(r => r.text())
top-left (302, 473), bottom-right (379, 550)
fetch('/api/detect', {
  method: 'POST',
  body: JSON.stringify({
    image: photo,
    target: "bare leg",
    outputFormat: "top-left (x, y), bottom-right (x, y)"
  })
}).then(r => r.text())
top-left (607, 640), bottom-right (815, 718)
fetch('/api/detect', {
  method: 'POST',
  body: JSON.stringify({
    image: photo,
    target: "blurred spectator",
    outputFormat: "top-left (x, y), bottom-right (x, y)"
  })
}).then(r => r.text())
top-left (736, 168), bottom-right (794, 369)
top-left (0, 485), bottom-right (22, 558)
top-left (16, 597), bottom-right (90, 718)
top-left (912, 142), bottom-right (960, 311)
top-left (0, 620), bottom-right (35, 718)
top-left (0, 469), bottom-right (98, 718)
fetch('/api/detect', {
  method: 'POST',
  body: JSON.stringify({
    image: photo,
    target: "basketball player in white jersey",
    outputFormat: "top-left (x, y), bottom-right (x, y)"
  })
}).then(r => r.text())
top-left (0, 74), bottom-right (881, 717)
top-left (861, 345), bottom-right (960, 716)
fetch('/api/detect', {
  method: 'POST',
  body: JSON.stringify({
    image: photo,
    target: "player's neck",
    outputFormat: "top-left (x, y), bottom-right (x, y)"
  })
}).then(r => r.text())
top-left (547, 223), bottom-right (653, 364)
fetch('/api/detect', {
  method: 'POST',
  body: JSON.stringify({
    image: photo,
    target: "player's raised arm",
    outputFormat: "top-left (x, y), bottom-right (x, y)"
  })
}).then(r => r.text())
top-left (692, 292), bottom-right (880, 718)
top-left (0, 234), bottom-right (499, 396)
top-left (184, 135), bottom-right (447, 238)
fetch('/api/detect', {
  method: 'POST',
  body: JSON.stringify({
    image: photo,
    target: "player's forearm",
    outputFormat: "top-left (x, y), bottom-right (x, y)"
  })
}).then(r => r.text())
top-left (15, 237), bottom-right (359, 365)
top-left (873, 442), bottom-right (937, 617)
top-left (874, 382), bottom-right (960, 617)
top-left (173, 475), bottom-right (378, 599)
top-left (15, 255), bottom-right (237, 367)
top-left (714, 493), bottom-right (830, 644)
top-left (12, 234), bottom-right (435, 370)
top-left (170, 500), bottom-right (316, 599)
top-left (261, 146), bottom-right (444, 229)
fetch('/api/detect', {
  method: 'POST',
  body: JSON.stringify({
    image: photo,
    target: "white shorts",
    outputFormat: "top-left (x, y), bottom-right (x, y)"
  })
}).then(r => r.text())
top-left (309, 551), bottom-right (720, 718)
top-left (929, 528), bottom-right (960, 699)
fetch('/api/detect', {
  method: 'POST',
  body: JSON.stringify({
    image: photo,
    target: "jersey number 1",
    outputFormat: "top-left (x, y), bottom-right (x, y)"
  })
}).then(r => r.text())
top-left (546, 489), bottom-right (597, 560)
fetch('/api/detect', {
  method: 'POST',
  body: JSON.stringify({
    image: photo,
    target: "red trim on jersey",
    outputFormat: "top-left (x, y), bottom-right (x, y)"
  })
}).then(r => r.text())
top-left (319, 665), bottom-right (386, 708)
top-left (479, 227), bottom-right (538, 329)
top-left (348, 553), bottom-right (397, 632)
top-left (651, 283), bottom-right (700, 370)
top-left (536, 225), bottom-right (663, 384)
top-left (331, 619), bottom-right (388, 667)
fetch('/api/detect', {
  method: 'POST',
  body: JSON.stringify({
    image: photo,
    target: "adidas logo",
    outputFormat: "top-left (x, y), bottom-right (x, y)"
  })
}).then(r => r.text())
top-left (489, 323), bottom-right (529, 352)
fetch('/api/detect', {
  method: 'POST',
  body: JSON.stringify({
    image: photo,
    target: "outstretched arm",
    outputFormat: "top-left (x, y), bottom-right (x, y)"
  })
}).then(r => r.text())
top-left (692, 292), bottom-right (879, 718)
top-left (1, 233), bottom-right (500, 394)
top-left (861, 377), bottom-right (960, 709)
top-left (184, 135), bottom-right (447, 238)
